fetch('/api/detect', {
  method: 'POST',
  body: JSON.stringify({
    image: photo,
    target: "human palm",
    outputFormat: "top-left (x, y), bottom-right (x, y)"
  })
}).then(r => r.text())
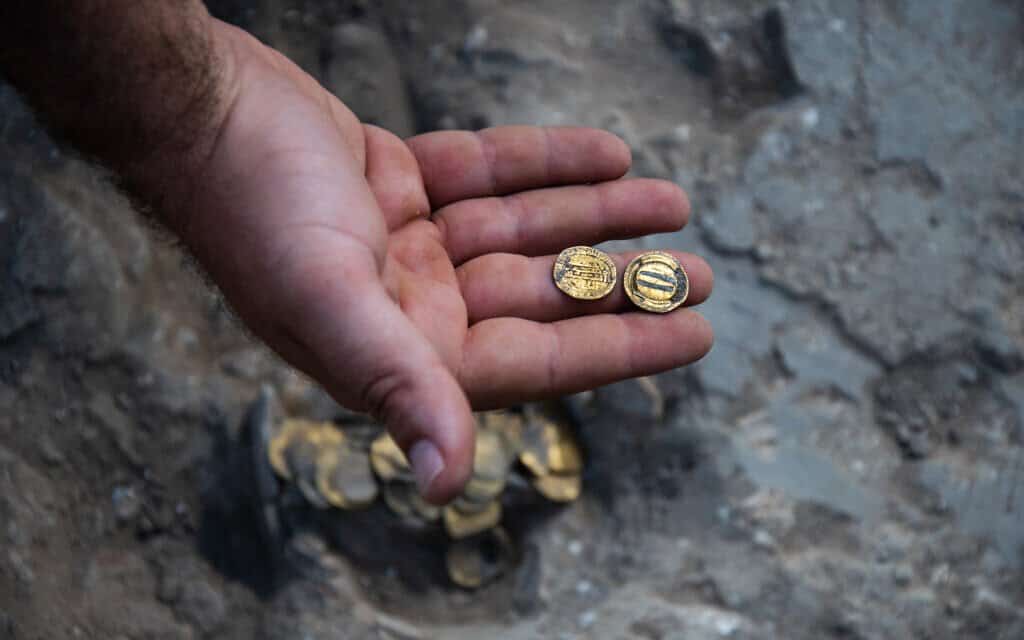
top-left (189, 22), bottom-right (712, 502)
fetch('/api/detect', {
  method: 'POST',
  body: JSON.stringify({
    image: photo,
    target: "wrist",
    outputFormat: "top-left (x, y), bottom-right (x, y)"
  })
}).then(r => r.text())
top-left (120, 16), bottom-right (243, 241)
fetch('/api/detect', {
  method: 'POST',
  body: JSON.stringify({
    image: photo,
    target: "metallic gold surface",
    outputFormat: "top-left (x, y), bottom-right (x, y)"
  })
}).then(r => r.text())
top-left (268, 418), bottom-right (319, 479)
top-left (623, 251), bottom-right (689, 313)
top-left (370, 432), bottom-right (411, 482)
top-left (452, 493), bottom-right (494, 515)
top-left (383, 482), bottom-right (440, 526)
top-left (446, 538), bottom-right (484, 589)
top-left (480, 410), bottom-right (525, 454)
top-left (552, 246), bottom-right (617, 300)
top-left (463, 474), bottom-right (505, 503)
top-left (532, 472), bottom-right (582, 502)
top-left (316, 442), bottom-right (378, 509)
top-left (443, 500), bottom-right (502, 539)
top-left (519, 412), bottom-right (583, 476)
top-left (267, 406), bottom-right (586, 589)
top-left (473, 427), bottom-right (513, 482)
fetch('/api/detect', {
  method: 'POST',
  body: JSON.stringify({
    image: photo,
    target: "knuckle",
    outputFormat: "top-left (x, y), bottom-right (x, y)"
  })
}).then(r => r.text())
top-left (360, 370), bottom-right (417, 445)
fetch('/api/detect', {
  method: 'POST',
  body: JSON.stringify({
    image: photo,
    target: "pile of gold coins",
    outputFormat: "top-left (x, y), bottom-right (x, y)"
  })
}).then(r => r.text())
top-left (553, 246), bottom-right (689, 312)
top-left (267, 405), bottom-right (583, 588)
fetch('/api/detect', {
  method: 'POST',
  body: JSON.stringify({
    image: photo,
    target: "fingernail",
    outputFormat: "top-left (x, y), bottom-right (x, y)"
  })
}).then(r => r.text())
top-left (409, 440), bottom-right (444, 495)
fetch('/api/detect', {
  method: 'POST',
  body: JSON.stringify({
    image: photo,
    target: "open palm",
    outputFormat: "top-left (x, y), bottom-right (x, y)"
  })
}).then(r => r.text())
top-left (188, 22), bottom-right (713, 502)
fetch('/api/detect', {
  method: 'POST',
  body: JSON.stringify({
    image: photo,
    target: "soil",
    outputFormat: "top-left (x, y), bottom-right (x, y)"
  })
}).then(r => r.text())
top-left (2, 1), bottom-right (1023, 638)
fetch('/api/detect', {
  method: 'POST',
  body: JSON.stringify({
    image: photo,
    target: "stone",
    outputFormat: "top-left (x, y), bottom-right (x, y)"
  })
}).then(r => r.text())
top-left (111, 486), bottom-right (142, 523)
top-left (175, 579), bottom-right (227, 635)
top-left (0, 610), bottom-right (14, 638)
top-left (594, 376), bottom-right (665, 422)
top-left (82, 550), bottom-right (194, 640)
top-left (86, 392), bottom-right (142, 467)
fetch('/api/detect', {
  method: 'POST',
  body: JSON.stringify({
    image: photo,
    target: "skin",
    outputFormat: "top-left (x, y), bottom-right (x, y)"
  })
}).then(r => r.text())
top-left (0, 2), bottom-right (714, 503)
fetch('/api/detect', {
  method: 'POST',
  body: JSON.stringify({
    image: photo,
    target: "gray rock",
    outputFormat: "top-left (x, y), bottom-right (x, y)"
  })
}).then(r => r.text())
top-left (7, 549), bottom-right (35, 586)
top-left (0, 282), bottom-right (39, 341)
top-left (594, 376), bottom-right (665, 422)
top-left (689, 260), bottom-right (792, 396)
top-left (87, 392), bottom-right (142, 467)
top-left (974, 327), bottom-right (1024, 374)
top-left (775, 317), bottom-right (881, 399)
top-left (156, 556), bottom-right (228, 635)
top-left (864, 0), bottom-right (1024, 191)
top-left (0, 446), bottom-right (59, 546)
top-left (219, 346), bottom-right (273, 381)
top-left (176, 580), bottom-right (227, 635)
top-left (82, 550), bottom-right (194, 640)
top-left (700, 190), bottom-right (757, 254)
top-left (0, 610), bottom-right (14, 638)
top-left (112, 486), bottom-right (142, 523)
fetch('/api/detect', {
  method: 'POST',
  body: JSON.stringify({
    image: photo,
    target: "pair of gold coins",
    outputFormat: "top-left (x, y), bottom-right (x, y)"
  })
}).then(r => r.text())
top-left (552, 246), bottom-right (689, 313)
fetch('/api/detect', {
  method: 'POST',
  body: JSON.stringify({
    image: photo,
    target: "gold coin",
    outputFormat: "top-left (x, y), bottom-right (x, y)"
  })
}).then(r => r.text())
top-left (289, 441), bottom-right (330, 509)
top-left (623, 251), bottom-right (689, 313)
top-left (316, 443), bottom-right (378, 509)
top-left (473, 427), bottom-right (513, 481)
top-left (409, 490), bottom-right (442, 522)
top-left (285, 424), bottom-right (339, 509)
top-left (382, 482), bottom-right (415, 519)
top-left (532, 473), bottom-right (582, 502)
top-left (446, 539), bottom-right (485, 588)
top-left (553, 246), bottom-right (617, 300)
top-left (382, 482), bottom-right (440, 527)
top-left (268, 418), bottom-right (318, 479)
top-left (463, 474), bottom-right (506, 504)
top-left (370, 433), bottom-right (412, 482)
top-left (518, 413), bottom-right (583, 476)
top-left (443, 500), bottom-right (502, 539)
top-left (478, 410), bottom-right (526, 468)
top-left (309, 422), bottom-right (345, 449)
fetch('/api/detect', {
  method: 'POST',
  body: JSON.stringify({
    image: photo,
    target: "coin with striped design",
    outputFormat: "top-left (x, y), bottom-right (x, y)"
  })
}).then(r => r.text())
top-left (553, 246), bottom-right (617, 300)
top-left (623, 251), bottom-right (689, 313)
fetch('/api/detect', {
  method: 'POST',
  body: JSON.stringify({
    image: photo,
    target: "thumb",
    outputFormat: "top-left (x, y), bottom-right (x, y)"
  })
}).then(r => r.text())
top-left (298, 278), bottom-right (476, 505)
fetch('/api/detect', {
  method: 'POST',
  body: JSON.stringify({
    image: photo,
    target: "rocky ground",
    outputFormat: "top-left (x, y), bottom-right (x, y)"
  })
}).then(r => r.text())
top-left (2, 1), bottom-right (1023, 638)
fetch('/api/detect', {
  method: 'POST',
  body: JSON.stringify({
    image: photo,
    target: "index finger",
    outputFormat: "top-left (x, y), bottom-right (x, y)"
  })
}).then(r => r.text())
top-left (459, 310), bottom-right (713, 409)
top-left (406, 126), bottom-right (631, 209)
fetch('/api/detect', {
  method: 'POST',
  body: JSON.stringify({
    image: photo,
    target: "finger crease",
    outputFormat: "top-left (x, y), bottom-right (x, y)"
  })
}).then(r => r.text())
top-left (505, 194), bottom-right (528, 252)
top-left (618, 314), bottom-right (641, 376)
top-left (544, 324), bottom-right (563, 391)
top-left (474, 131), bottom-right (500, 196)
top-left (541, 127), bottom-right (556, 184)
top-left (432, 209), bottom-right (450, 250)
top-left (591, 185), bottom-right (610, 238)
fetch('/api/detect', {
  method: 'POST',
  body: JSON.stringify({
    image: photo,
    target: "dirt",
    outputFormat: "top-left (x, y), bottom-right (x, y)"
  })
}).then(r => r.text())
top-left (2, 1), bottom-right (1023, 639)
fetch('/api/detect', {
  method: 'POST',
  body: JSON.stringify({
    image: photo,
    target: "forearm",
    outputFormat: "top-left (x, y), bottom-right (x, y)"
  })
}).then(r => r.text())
top-left (0, 1), bottom-right (235, 226)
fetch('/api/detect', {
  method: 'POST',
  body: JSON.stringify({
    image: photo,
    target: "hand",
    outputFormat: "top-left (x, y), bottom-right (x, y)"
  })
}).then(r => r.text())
top-left (185, 21), bottom-right (714, 503)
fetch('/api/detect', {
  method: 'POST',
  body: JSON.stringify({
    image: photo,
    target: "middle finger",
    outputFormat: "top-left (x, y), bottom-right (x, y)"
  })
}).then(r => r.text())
top-left (434, 178), bottom-right (690, 265)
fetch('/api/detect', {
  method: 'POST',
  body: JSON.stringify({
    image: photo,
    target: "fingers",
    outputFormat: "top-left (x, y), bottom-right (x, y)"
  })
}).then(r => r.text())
top-left (407, 126), bottom-right (631, 209)
top-left (276, 256), bottom-right (475, 504)
top-left (459, 311), bottom-right (714, 409)
top-left (363, 125), bottom-right (432, 231)
top-left (458, 249), bottom-right (713, 324)
top-left (435, 178), bottom-right (690, 265)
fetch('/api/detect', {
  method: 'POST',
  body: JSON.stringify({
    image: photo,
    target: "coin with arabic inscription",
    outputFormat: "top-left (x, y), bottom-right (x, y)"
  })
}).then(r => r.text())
top-left (623, 252), bottom-right (689, 313)
top-left (553, 246), bottom-right (617, 300)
